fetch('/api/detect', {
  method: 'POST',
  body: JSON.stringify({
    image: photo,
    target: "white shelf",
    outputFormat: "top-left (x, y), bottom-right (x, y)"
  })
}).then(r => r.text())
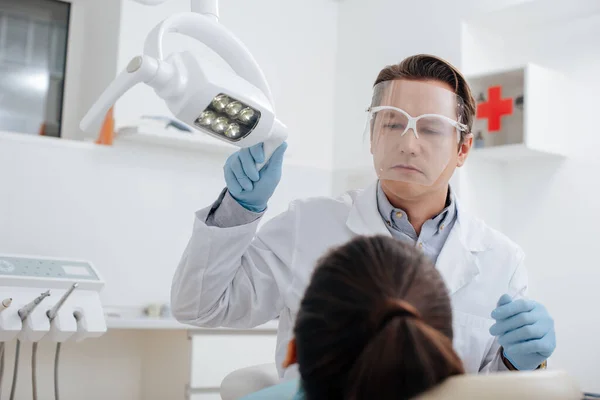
top-left (0, 130), bottom-right (97, 150)
top-left (106, 316), bottom-right (279, 332)
top-left (115, 126), bottom-right (238, 155)
top-left (469, 144), bottom-right (564, 163)
top-left (464, 0), bottom-right (600, 33)
top-left (114, 126), bottom-right (319, 170)
top-left (106, 316), bottom-right (189, 330)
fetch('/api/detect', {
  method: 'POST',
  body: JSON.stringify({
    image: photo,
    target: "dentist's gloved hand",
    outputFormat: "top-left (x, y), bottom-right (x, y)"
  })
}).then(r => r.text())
top-left (224, 141), bottom-right (288, 213)
top-left (490, 294), bottom-right (556, 370)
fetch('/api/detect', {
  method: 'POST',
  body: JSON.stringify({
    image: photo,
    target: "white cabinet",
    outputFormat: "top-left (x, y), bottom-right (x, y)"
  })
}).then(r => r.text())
top-left (464, 64), bottom-right (570, 162)
top-left (187, 322), bottom-right (279, 399)
top-left (102, 316), bottom-right (279, 400)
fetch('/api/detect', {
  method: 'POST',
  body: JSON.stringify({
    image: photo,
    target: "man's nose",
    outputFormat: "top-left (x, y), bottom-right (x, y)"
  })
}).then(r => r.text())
top-left (399, 128), bottom-right (420, 154)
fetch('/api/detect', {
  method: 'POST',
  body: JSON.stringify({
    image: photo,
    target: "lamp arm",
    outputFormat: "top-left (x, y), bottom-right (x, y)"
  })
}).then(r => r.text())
top-left (143, 12), bottom-right (274, 107)
top-left (133, 0), bottom-right (219, 20)
top-left (190, 0), bottom-right (218, 20)
top-left (80, 56), bottom-right (161, 134)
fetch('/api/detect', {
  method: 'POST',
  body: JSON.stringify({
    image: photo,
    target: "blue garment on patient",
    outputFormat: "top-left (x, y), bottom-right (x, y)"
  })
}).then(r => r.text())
top-left (239, 378), bottom-right (304, 400)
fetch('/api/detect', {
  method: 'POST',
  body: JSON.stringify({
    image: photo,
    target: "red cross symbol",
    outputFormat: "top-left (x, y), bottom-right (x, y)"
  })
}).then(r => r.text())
top-left (476, 86), bottom-right (513, 132)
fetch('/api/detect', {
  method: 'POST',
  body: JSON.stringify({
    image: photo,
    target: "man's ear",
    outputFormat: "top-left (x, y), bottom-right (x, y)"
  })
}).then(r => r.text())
top-left (282, 338), bottom-right (297, 368)
top-left (457, 133), bottom-right (473, 167)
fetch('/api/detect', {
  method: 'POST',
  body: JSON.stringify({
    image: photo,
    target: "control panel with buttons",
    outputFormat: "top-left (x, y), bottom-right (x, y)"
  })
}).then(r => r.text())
top-left (0, 256), bottom-right (100, 281)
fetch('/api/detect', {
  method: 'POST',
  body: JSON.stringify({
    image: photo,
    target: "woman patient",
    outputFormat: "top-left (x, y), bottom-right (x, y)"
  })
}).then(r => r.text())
top-left (242, 235), bottom-right (464, 400)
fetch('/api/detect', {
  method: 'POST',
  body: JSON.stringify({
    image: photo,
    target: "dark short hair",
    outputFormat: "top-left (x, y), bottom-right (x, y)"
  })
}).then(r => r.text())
top-left (374, 54), bottom-right (476, 138)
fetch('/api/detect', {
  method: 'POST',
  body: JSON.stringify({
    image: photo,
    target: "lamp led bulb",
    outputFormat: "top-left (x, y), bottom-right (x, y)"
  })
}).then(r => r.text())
top-left (197, 110), bottom-right (216, 126)
top-left (211, 116), bottom-right (229, 133)
top-left (238, 107), bottom-right (256, 124)
top-left (225, 101), bottom-right (243, 117)
top-left (225, 123), bottom-right (241, 138)
top-left (211, 94), bottom-right (230, 111)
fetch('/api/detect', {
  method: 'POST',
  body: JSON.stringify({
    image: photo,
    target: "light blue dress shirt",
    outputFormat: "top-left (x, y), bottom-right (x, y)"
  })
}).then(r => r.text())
top-left (375, 181), bottom-right (456, 264)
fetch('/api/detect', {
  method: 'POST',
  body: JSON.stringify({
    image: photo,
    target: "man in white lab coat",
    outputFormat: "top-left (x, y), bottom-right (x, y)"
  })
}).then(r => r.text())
top-left (171, 54), bottom-right (556, 379)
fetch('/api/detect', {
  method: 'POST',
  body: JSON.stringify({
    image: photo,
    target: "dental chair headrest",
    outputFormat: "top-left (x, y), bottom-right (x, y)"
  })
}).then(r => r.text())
top-left (220, 364), bottom-right (582, 400)
top-left (415, 370), bottom-right (581, 400)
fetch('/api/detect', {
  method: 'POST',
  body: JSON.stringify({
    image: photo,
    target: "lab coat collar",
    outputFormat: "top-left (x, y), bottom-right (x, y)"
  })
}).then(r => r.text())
top-left (346, 181), bottom-right (486, 294)
top-left (346, 181), bottom-right (393, 237)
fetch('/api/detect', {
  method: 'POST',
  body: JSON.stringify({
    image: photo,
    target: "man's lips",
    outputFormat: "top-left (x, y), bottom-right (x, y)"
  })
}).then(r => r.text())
top-left (391, 164), bottom-right (423, 173)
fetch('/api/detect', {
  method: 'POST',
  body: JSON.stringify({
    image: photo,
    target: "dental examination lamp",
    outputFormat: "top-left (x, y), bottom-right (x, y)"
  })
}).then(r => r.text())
top-left (80, 0), bottom-right (287, 170)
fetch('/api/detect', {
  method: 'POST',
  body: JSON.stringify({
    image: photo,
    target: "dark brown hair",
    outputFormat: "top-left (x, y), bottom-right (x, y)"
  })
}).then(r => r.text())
top-left (294, 235), bottom-right (464, 400)
top-left (373, 54), bottom-right (476, 138)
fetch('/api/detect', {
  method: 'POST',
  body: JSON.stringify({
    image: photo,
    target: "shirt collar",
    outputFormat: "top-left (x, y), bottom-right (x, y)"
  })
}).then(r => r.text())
top-left (376, 180), bottom-right (456, 232)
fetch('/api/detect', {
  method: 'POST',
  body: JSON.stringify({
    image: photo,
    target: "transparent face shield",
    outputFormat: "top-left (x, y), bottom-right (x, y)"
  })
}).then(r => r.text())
top-left (366, 80), bottom-right (468, 186)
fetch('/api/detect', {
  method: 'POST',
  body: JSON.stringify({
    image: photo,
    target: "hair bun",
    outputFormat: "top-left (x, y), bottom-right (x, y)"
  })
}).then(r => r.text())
top-left (376, 299), bottom-right (421, 332)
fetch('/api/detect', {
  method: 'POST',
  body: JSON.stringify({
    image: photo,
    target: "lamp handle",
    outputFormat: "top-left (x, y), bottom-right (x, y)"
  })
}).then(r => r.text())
top-left (256, 119), bottom-right (288, 171)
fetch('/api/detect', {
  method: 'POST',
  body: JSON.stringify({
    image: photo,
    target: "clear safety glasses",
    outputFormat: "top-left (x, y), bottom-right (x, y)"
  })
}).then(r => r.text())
top-left (367, 105), bottom-right (467, 142)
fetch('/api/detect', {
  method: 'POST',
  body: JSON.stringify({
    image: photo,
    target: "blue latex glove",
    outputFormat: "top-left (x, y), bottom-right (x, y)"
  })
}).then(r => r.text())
top-left (489, 294), bottom-right (556, 370)
top-left (224, 141), bottom-right (287, 213)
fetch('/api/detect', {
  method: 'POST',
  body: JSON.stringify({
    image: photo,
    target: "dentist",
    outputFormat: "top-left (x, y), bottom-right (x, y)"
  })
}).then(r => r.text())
top-left (171, 54), bottom-right (556, 378)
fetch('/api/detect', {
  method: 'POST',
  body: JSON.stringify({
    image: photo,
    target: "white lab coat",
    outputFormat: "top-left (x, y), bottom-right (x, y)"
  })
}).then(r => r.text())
top-left (171, 181), bottom-right (527, 378)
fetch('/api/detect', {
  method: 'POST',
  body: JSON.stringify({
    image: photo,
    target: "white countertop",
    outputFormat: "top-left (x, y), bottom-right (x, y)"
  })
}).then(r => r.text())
top-left (106, 316), bottom-right (279, 332)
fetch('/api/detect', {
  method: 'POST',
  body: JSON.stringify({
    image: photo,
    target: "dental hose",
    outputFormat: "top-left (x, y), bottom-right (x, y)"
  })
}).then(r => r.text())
top-left (54, 342), bottom-right (61, 400)
top-left (0, 342), bottom-right (5, 395)
top-left (32, 342), bottom-right (39, 400)
top-left (9, 340), bottom-right (20, 400)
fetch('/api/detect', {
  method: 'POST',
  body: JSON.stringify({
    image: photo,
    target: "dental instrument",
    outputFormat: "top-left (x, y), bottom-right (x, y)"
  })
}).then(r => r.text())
top-left (10, 290), bottom-right (51, 400)
top-left (80, 0), bottom-right (287, 171)
top-left (1, 298), bottom-right (12, 311)
top-left (18, 290), bottom-right (51, 321)
top-left (0, 254), bottom-right (106, 400)
top-left (35, 283), bottom-right (77, 400)
top-left (47, 283), bottom-right (78, 322)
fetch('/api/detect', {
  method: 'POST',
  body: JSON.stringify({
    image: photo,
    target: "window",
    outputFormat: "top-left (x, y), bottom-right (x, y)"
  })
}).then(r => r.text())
top-left (0, 0), bottom-right (70, 137)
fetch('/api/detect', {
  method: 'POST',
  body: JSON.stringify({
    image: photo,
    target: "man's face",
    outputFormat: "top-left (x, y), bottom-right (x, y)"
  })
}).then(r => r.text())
top-left (370, 79), bottom-right (472, 199)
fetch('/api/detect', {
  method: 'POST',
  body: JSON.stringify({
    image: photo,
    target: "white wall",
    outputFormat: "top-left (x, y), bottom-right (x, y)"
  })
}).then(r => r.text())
top-left (0, 132), bottom-right (331, 308)
top-left (462, 9), bottom-right (600, 392)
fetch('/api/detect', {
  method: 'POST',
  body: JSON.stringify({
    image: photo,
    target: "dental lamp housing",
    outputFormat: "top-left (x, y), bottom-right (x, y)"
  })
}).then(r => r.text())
top-left (81, 11), bottom-right (288, 169)
top-left (161, 51), bottom-right (277, 148)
